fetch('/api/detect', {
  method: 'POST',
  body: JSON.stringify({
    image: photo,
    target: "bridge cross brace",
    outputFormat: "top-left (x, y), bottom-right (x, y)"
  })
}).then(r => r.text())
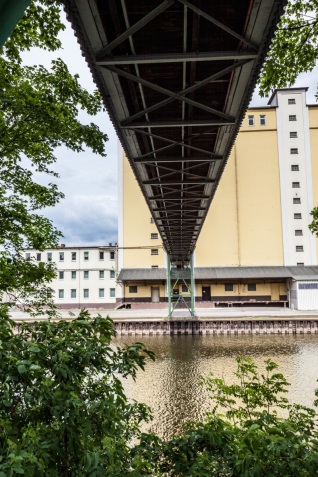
top-left (167, 254), bottom-right (195, 318)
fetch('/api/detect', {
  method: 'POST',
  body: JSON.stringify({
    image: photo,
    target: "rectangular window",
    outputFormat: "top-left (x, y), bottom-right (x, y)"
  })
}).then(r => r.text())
top-left (248, 115), bottom-right (254, 126)
top-left (293, 198), bottom-right (301, 204)
top-left (71, 289), bottom-right (76, 299)
top-left (47, 252), bottom-right (52, 261)
top-left (99, 288), bottom-right (105, 298)
top-left (83, 270), bottom-right (89, 279)
top-left (259, 114), bottom-right (266, 126)
top-left (83, 289), bottom-right (89, 298)
top-left (71, 252), bottom-right (76, 261)
top-left (150, 217), bottom-right (154, 224)
top-left (151, 233), bottom-right (158, 239)
top-left (225, 284), bottom-right (234, 292)
top-left (129, 286), bottom-right (137, 293)
top-left (110, 251), bottom-right (115, 260)
top-left (248, 284), bottom-right (257, 292)
top-left (290, 131), bottom-right (297, 138)
top-left (152, 265), bottom-right (159, 268)
top-left (25, 253), bottom-right (31, 259)
top-left (291, 165), bottom-right (299, 171)
top-left (289, 115), bottom-right (297, 121)
top-left (288, 98), bottom-right (296, 105)
top-left (71, 271), bottom-right (76, 279)
top-left (84, 251), bottom-right (89, 261)
top-left (36, 253), bottom-right (41, 262)
top-left (182, 284), bottom-right (188, 293)
top-left (292, 182), bottom-right (300, 188)
top-left (110, 270), bottom-right (115, 279)
top-left (58, 289), bottom-right (64, 299)
top-left (290, 148), bottom-right (298, 154)
top-left (297, 263), bottom-right (304, 266)
top-left (110, 288), bottom-right (116, 298)
top-left (295, 230), bottom-right (303, 236)
top-left (99, 270), bottom-right (104, 279)
top-left (59, 252), bottom-right (64, 261)
top-left (151, 249), bottom-right (159, 255)
top-left (296, 246), bottom-right (304, 252)
top-left (59, 271), bottom-right (64, 280)
top-left (294, 213), bottom-right (302, 219)
top-left (99, 251), bottom-right (104, 260)
top-left (299, 283), bottom-right (318, 289)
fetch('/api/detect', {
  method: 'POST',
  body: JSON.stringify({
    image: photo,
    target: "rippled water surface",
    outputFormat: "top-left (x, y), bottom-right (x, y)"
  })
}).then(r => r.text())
top-left (114, 334), bottom-right (318, 439)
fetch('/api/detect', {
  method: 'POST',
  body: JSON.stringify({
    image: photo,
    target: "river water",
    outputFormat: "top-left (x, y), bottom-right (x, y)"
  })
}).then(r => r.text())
top-left (114, 334), bottom-right (318, 439)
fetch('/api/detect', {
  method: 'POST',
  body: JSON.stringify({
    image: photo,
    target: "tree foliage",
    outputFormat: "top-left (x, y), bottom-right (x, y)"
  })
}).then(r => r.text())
top-left (0, 0), bottom-right (108, 312)
top-left (259, 0), bottom-right (318, 96)
top-left (0, 310), bottom-right (155, 476)
top-left (309, 207), bottom-right (318, 236)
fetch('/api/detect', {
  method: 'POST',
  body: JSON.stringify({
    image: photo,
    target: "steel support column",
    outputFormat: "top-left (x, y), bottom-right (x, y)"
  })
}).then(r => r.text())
top-left (167, 253), bottom-right (195, 318)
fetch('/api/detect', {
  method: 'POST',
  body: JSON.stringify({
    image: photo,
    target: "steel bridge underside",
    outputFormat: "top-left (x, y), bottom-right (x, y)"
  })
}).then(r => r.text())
top-left (63, 0), bottom-right (285, 263)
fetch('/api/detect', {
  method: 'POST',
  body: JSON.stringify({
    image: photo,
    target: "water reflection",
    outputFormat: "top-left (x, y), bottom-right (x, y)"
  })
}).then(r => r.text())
top-left (114, 334), bottom-right (318, 439)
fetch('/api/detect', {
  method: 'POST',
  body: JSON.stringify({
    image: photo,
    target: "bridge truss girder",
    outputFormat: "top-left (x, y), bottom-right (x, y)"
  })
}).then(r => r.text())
top-left (63, 0), bottom-right (286, 262)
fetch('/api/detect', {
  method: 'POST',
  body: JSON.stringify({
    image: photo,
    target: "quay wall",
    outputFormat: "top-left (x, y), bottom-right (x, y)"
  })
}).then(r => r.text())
top-left (114, 319), bottom-right (318, 335)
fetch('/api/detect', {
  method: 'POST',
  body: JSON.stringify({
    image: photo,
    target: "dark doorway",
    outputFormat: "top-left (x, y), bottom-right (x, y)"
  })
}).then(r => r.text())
top-left (202, 286), bottom-right (211, 301)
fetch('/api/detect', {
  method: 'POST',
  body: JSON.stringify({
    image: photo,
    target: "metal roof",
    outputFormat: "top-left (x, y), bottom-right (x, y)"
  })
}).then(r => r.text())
top-left (63, 0), bottom-right (286, 262)
top-left (118, 266), bottom-right (318, 282)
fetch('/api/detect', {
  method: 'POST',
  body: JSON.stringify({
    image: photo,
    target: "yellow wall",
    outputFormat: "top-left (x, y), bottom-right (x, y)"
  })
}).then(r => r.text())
top-left (123, 156), bottom-right (165, 268)
top-left (124, 283), bottom-right (165, 299)
top-left (195, 282), bottom-right (286, 299)
top-left (196, 109), bottom-right (284, 266)
top-left (309, 107), bottom-right (318, 260)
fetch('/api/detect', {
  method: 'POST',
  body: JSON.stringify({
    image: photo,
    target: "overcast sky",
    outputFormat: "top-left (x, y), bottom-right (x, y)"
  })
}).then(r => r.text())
top-left (22, 8), bottom-right (318, 247)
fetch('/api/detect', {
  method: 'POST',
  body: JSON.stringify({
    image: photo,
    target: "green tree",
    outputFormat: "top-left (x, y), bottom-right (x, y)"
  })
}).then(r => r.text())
top-left (0, 0), bottom-right (108, 313)
top-left (0, 310), bottom-right (155, 476)
top-left (258, 0), bottom-right (318, 97)
top-left (138, 357), bottom-right (318, 476)
top-left (309, 207), bottom-right (318, 236)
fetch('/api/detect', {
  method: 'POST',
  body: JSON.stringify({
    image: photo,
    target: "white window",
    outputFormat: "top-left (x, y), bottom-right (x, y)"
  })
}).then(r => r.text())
top-left (294, 213), bottom-right (302, 219)
top-left (110, 270), bottom-right (115, 279)
top-left (25, 253), bottom-right (31, 259)
top-left (289, 115), bottom-right (297, 121)
top-left (291, 165), bottom-right (299, 171)
top-left (59, 252), bottom-right (64, 261)
top-left (259, 114), bottom-right (266, 126)
top-left (58, 289), bottom-right (64, 299)
top-left (290, 148), bottom-right (298, 154)
top-left (290, 131), bottom-right (297, 138)
top-left (288, 98), bottom-right (296, 105)
top-left (293, 198), bottom-right (301, 204)
top-left (99, 288), bottom-right (105, 298)
top-left (36, 253), bottom-right (41, 262)
top-left (151, 249), bottom-right (159, 255)
top-left (83, 289), bottom-right (89, 298)
top-left (151, 233), bottom-right (158, 239)
top-left (99, 270), bottom-right (104, 279)
top-left (83, 270), bottom-right (89, 279)
top-left (84, 251), bottom-right (89, 261)
top-left (59, 271), bottom-right (64, 280)
top-left (296, 246), bottom-right (304, 252)
top-left (71, 252), bottom-right (76, 261)
top-left (248, 115), bottom-right (254, 126)
top-left (295, 230), bottom-right (303, 236)
top-left (110, 251), bottom-right (115, 260)
top-left (99, 251), bottom-right (104, 260)
top-left (292, 182), bottom-right (300, 188)
top-left (110, 288), bottom-right (116, 298)
top-left (71, 271), bottom-right (76, 279)
top-left (71, 289), bottom-right (76, 299)
top-left (47, 252), bottom-right (52, 261)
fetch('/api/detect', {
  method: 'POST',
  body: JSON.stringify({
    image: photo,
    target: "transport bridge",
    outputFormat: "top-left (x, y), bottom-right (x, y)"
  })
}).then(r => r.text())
top-left (63, 0), bottom-right (286, 315)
